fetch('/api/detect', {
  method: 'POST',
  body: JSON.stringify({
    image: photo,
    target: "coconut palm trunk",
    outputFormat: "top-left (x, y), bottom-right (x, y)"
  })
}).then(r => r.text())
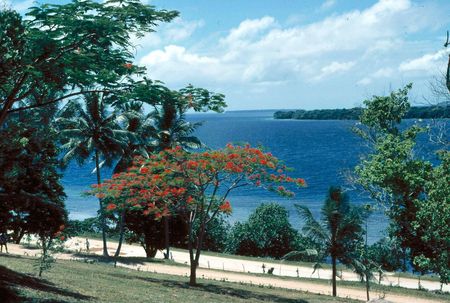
top-left (114, 209), bottom-right (126, 257)
top-left (331, 254), bottom-right (337, 297)
top-left (95, 150), bottom-right (109, 257)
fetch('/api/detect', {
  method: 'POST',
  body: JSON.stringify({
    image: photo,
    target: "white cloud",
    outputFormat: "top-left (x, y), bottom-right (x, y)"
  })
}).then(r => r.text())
top-left (373, 67), bottom-right (394, 78)
top-left (132, 17), bottom-right (204, 51)
top-left (314, 61), bottom-right (356, 80)
top-left (165, 18), bottom-right (205, 42)
top-left (2, 0), bottom-right (34, 12)
top-left (321, 0), bottom-right (336, 10)
top-left (220, 16), bottom-right (276, 45)
top-left (399, 49), bottom-right (449, 72)
top-left (357, 77), bottom-right (372, 86)
top-left (137, 0), bottom-right (447, 109)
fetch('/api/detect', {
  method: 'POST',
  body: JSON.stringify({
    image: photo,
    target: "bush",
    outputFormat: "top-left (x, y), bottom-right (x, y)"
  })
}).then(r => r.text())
top-left (226, 203), bottom-right (299, 259)
top-left (192, 215), bottom-right (230, 253)
top-left (368, 236), bottom-right (404, 272)
top-left (66, 218), bottom-right (102, 237)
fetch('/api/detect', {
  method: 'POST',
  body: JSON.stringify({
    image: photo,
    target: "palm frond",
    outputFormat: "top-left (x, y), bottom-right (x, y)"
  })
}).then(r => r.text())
top-left (295, 204), bottom-right (329, 243)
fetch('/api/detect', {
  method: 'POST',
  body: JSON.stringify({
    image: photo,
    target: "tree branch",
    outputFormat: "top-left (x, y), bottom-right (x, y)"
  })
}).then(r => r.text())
top-left (7, 90), bottom-right (110, 113)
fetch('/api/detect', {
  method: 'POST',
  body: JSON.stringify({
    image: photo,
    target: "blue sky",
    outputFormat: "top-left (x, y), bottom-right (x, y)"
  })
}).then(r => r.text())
top-left (5, 0), bottom-right (450, 110)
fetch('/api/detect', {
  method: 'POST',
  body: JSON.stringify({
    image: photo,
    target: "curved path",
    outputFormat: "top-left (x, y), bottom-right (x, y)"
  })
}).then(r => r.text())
top-left (5, 237), bottom-right (449, 303)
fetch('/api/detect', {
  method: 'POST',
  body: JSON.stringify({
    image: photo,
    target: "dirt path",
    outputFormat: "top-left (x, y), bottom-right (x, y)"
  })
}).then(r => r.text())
top-left (5, 238), bottom-right (448, 303)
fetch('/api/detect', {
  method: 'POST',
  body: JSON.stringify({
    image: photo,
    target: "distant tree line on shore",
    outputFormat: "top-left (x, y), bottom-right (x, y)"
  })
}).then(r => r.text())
top-left (273, 104), bottom-right (449, 120)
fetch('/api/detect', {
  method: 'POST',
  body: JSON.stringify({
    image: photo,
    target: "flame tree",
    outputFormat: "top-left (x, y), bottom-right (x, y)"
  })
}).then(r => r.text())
top-left (90, 144), bottom-right (305, 285)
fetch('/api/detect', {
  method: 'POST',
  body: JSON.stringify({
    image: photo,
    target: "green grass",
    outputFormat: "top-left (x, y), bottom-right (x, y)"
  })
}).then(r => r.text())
top-left (39, 251), bottom-right (450, 302)
top-left (0, 254), bottom-right (359, 303)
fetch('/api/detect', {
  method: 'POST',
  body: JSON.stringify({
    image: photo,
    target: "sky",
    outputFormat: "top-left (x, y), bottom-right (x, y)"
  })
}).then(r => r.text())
top-left (5, 0), bottom-right (450, 110)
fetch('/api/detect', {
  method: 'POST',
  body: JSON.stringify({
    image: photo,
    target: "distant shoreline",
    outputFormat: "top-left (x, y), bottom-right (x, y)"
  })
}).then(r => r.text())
top-left (273, 105), bottom-right (449, 120)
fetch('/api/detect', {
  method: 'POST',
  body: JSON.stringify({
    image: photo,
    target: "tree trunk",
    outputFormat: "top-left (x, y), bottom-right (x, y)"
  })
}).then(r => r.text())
top-left (95, 150), bottom-right (109, 257)
top-left (365, 271), bottom-right (370, 301)
top-left (365, 220), bottom-right (370, 301)
top-left (164, 216), bottom-right (170, 259)
top-left (144, 245), bottom-right (157, 258)
top-left (16, 230), bottom-right (25, 244)
top-left (189, 219), bottom-right (207, 286)
top-left (13, 228), bottom-right (25, 244)
top-left (446, 54), bottom-right (450, 93)
top-left (187, 219), bottom-right (197, 286)
top-left (189, 261), bottom-right (197, 286)
top-left (38, 237), bottom-right (46, 277)
top-left (332, 255), bottom-right (337, 297)
top-left (113, 209), bottom-right (126, 257)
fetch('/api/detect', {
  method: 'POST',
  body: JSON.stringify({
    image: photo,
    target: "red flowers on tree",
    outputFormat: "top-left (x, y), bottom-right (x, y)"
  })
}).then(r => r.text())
top-left (88, 143), bottom-right (305, 285)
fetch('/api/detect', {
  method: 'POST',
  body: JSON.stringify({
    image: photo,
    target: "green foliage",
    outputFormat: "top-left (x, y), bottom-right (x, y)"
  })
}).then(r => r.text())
top-left (274, 108), bottom-right (364, 120)
top-left (57, 93), bottom-right (130, 169)
top-left (192, 215), bottom-right (230, 253)
top-left (354, 85), bottom-right (449, 283)
top-left (124, 211), bottom-right (187, 258)
top-left (412, 151), bottom-right (450, 284)
top-left (273, 104), bottom-right (449, 121)
top-left (295, 187), bottom-right (365, 266)
top-left (66, 218), bottom-right (103, 237)
top-left (0, 0), bottom-right (178, 124)
top-left (291, 187), bottom-right (365, 296)
top-left (34, 236), bottom-right (65, 277)
top-left (360, 84), bottom-right (412, 134)
top-left (0, 104), bottom-right (67, 242)
top-left (368, 237), bottom-right (404, 272)
top-left (226, 203), bottom-right (299, 259)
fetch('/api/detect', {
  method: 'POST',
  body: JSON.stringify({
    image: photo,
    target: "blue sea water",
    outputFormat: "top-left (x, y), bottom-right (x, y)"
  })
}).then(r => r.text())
top-left (62, 110), bottom-right (436, 244)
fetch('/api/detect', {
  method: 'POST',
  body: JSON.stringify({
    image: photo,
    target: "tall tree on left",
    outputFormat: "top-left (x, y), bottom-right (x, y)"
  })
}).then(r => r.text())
top-left (0, 96), bottom-right (67, 247)
top-left (0, 0), bottom-right (178, 126)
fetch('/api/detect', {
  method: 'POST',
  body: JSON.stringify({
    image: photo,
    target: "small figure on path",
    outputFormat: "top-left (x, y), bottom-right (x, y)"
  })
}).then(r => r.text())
top-left (262, 263), bottom-right (266, 273)
top-left (0, 233), bottom-right (9, 253)
top-left (85, 238), bottom-right (90, 253)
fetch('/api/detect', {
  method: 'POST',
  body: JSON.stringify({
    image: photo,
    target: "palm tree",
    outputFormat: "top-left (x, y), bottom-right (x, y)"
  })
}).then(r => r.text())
top-left (149, 98), bottom-right (203, 259)
top-left (151, 98), bottom-right (203, 151)
top-left (111, 101), bottom-right (157, 257)
top-left (111, 98), bottom-right (202, 258)
top-left (286, 187), bottom-right (365, 297)
top-left (57, 92), bottom-right (130, 257)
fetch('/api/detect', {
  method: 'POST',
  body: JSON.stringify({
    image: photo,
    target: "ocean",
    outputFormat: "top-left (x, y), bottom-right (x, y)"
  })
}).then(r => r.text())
top-left (62, 110), bottom-right (438, 244)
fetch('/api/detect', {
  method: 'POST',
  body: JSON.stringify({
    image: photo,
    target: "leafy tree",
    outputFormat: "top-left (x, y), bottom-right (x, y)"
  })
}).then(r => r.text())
top-left (191, 214), bottom-right (230, 253)
top-left (0, 1), bottom-right (178, 125)
top-left (0, 102), bottom-right (67, 244)
top-left (226, 203), bottom-right (299, 259)
top-left (91, 144), bottom-right (305, 285)
top-left (57, 93), bottom-right (131, 256)
top-left (412, 151), bottom-right (450, 285)
top-left (113, 81), bottom-right (226, 259)
top-left (368, 237), bottom-right (403, 273)
top-left (354, 84), bottom-right (450, 284)
top-left (0, 102), bottom-right (68, 279)
top-left (65, 218), bottom-right (103, 238)
top-left (288, 187), bottom-right (365, 297)
top-left (124, 210), bottom-right (187, 258)
top-left (108, 101), bottom-right (157, 257)
top-left (353, 85), bottom-right (436, 270)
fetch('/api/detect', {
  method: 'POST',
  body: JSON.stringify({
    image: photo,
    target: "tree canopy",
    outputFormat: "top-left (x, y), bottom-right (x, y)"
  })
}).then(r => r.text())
top-left (0, 0), bottom-right (178, 125)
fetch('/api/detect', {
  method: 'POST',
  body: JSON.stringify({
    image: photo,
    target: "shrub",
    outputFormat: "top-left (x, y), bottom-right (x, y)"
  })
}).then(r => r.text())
top-left (226, 203), bottom-right (299, 259)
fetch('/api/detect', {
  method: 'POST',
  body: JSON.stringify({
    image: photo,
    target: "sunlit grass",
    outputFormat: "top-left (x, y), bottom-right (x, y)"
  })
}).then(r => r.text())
top-left (0, 254), bottom-right (359, 303)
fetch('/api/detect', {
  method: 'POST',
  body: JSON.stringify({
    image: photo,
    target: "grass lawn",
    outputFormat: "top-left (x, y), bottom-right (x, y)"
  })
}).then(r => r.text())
top-left (0, 254), bottom-right (359, 303)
